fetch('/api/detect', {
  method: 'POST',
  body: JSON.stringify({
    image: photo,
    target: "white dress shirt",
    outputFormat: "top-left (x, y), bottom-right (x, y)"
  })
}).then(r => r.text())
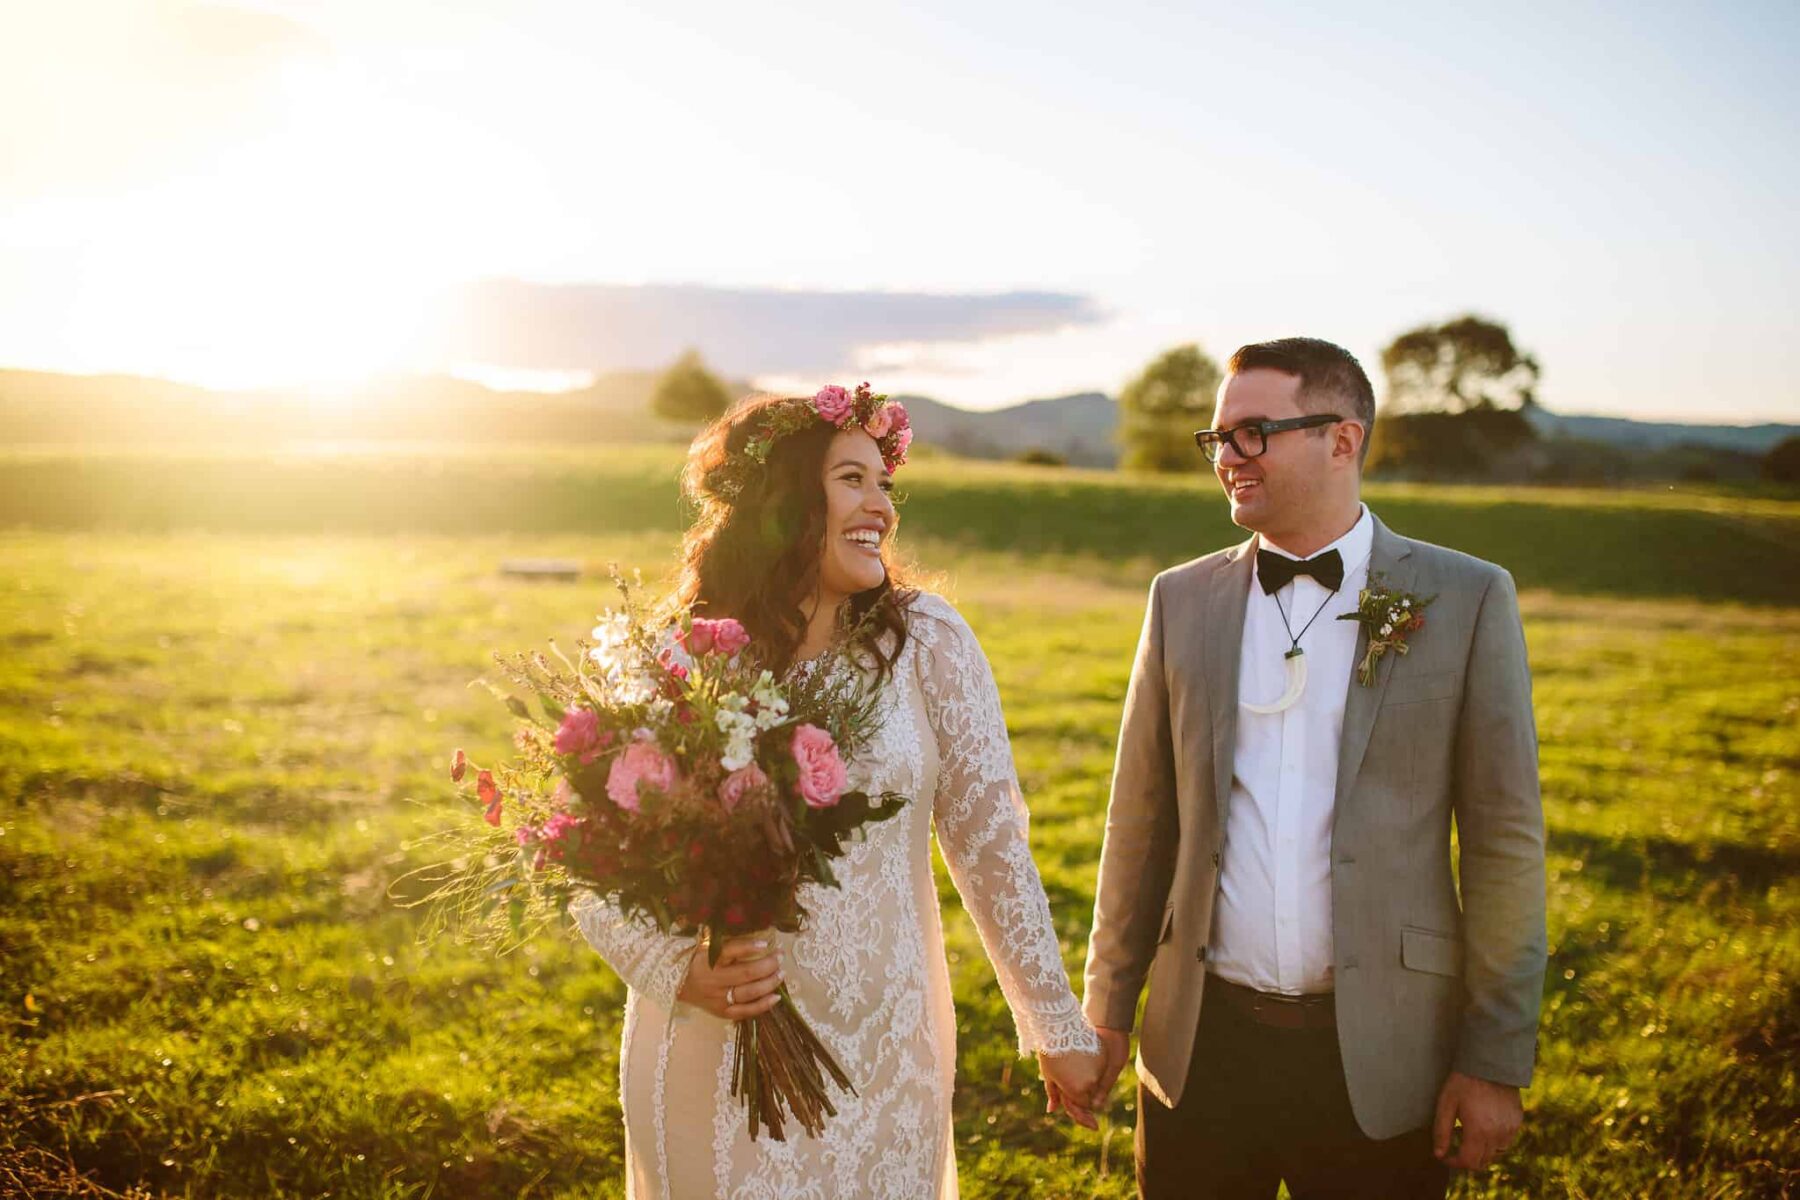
top-left (1208, 505), bottom-right (1374, 996)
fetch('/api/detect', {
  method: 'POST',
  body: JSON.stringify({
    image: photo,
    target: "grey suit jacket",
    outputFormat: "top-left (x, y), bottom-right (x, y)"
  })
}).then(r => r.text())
top-left (1082, 516), bottom-right (1547, 1139)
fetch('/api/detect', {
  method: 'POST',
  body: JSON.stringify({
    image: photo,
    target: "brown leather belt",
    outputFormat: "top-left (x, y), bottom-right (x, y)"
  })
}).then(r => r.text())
top-left (1207, 974), bottom-right (1337, 1031)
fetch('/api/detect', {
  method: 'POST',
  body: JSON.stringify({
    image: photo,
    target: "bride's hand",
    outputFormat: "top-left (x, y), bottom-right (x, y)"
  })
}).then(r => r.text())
top-left (676, 934), bottom-right (784, 1021)
top-left (1037, 1048), bottom-right (1103, 1129)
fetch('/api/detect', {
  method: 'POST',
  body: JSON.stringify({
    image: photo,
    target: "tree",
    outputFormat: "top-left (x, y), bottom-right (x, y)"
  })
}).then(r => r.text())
top-left (650, 350), bottom-right (730, 422)
top-left (1365, 407), bottom-right (1539, 480)
top-left (1381, 315), bottom-right (1540, 415)
top-left (1765, 436), bottom-right (1800, 485)
top-left (1118, 344), bottom-right (1221, 473)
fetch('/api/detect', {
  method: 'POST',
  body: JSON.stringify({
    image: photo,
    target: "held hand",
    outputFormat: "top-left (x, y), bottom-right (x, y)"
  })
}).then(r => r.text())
top-left (1432, 1071), bottom-right (1523, 1171)
top-left (1037, 1049), bottom-right (1103, 1129)
top-left (676, 934), bottom-right (784, 1021)
top-left (1092, 1026), bottom-right (1132, 1105)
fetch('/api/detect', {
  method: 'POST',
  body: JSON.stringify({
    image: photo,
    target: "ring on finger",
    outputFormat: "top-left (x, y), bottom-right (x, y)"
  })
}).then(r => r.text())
top-left (725, 987), bottom-right (735, 1006)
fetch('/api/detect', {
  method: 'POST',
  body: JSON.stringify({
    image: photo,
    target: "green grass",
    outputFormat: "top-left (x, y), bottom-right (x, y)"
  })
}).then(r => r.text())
top-left (3, 446), bottom-right (1796, 605)
top-left (2, 453), bottom-right (1797, 1198)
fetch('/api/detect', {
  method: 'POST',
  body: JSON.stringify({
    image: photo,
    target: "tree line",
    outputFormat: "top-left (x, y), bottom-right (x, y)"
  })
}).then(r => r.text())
top-left (642, 319), bottom-right (1800, 486)
top-left (1115, 316), bottom-right (1798, 485)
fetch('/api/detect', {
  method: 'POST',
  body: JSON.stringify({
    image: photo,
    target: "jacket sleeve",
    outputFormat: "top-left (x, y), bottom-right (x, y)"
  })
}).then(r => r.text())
top-left (1082, 574), bottom-right (1180, 1033)
top-left (1450, 567), bottom-right (1548, 1087)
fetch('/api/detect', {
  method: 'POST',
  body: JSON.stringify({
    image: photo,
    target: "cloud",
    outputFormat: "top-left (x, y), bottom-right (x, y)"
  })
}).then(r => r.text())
top-left (0, 2), bottom-right (329, 196)
top-left (439, 280), bottom-right (1107, 375)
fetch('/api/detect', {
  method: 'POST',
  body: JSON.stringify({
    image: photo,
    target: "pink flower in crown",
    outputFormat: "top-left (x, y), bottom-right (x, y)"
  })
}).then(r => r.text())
top-left (790, 723), bottom-right (848, 809)
top-left (683, 617), bottom-right (750, 658)
top-left (812, 385), bottom-right (854, 425)
top-left (718, 762), bottom-right (769, 813)
top-left (553, 707), bottom-right (612, 765)
top-left (864, 405), bottom-right (894, 438)
top-left (886, 402), bottom-right (910, 436)
top-left (889, 426), bottom-right (914, 466)
top-left (606, 740), bottom-right (679, 812)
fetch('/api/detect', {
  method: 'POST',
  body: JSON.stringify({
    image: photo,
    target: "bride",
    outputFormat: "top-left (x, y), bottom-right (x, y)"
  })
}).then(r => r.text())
top-left (569, 385), bottom-right (1104, 1198)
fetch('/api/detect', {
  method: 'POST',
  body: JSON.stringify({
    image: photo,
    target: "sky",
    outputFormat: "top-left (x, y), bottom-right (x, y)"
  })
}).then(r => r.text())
top-left (1, 0), bottom-right (1796, 420)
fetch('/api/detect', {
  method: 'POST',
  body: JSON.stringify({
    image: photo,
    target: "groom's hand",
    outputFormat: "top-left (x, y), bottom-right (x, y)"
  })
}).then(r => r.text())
top-left (1433, 1071), bottom-right (1523, 1170)
top-left (1093, 1026), bottom-right (1132, 1105)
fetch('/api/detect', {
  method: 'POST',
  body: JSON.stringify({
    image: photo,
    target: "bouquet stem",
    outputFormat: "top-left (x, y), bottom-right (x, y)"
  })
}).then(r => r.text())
top-left (730, 984), bottom-right (854, 1141)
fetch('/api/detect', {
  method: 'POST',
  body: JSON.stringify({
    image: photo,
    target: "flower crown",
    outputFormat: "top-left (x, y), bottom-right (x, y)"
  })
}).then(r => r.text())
top-left (715, 383), bottom-right (912, 500)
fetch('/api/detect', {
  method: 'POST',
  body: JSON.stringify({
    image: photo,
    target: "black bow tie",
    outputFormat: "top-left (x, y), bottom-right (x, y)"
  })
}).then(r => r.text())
top-left (1257, 547), bottom-right (1344, 594)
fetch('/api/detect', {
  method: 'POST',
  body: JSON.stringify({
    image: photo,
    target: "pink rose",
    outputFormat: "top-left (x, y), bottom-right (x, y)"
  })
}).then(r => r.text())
top-left (606, 741), bottom-right (679, 812)
top-left (886, 402), bottom-right (909, 435)
top-left (683, 617), bottom-right (750, 658)
top-left (812, 385), bottom-right (853, 425)
top-left (790, 723), bottom-right (847, 809)
top-left (719, 762), bottom-right (769, 813)
top-left (863, 406), bottom-right (894, 438)
top-left (553, 707), bottom-right (609, 764)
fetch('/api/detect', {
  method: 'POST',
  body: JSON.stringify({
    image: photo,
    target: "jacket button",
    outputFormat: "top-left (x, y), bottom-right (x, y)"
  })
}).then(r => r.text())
top-left (1211, 851), bottom-right (1221, 867)
top-left (1195, 946), bottom-right (1208, 963)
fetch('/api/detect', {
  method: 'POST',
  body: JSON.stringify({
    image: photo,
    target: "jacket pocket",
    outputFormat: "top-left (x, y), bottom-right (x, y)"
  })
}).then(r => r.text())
top-left (1401, 926), bottom-right (1463, 977)
top-left (1157, 902), bottom-right (1176, 945)
top-left (1384, 669), bottom-right (1460, 708)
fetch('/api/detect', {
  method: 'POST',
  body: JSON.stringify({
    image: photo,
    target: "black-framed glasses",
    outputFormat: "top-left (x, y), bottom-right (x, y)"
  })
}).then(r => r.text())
top-left (1193, 414), bottom-right (1343, 462)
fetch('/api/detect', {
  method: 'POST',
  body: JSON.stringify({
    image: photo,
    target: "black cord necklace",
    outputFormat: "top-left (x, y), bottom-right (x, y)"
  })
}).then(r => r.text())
top-left (1242, 575), bottom-right (1343, 715)
top-left (1272, 580), bottom-right (1342, 660)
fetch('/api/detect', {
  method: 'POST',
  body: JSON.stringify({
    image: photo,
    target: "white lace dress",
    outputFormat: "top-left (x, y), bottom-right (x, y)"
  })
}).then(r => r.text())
top-left (569, 593), bottom-right (1099, 1199)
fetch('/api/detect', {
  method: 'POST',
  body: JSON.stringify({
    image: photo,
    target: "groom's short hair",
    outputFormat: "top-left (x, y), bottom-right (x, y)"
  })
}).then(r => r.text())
top-left (1228, 337), bottom-right (1376, 464)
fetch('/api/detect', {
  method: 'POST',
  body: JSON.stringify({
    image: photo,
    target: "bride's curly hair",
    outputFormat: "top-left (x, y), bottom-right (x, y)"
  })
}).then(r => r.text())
top-left (670, 394), bottom-right (913, 681)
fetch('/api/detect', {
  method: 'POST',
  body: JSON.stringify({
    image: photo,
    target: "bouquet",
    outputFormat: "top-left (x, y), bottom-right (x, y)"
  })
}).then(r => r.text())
top-left (422, 572), bottom-right (908, 1141)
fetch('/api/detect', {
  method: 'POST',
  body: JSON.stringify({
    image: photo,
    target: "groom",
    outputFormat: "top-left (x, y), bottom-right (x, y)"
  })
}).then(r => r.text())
top-left (1082, 338), bottom-right (1547, 1197)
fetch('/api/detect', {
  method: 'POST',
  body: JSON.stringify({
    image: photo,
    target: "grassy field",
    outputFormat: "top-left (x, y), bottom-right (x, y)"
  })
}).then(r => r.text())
top-left (2, 449), bottom-right (1797, 1198)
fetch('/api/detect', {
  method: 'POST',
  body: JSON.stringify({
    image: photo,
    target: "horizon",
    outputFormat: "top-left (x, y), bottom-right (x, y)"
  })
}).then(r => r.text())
top-left (3, 2), bottom-right (1797, 423)
top-left (6, 360), bottom-right (1796, 431)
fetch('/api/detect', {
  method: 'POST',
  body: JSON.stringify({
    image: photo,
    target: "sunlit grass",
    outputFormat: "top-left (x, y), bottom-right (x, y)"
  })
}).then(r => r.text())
top-left (2, 470), bottom-right (1797, 1197)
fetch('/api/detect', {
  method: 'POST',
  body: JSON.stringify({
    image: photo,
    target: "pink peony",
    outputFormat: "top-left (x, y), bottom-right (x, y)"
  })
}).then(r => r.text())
top-left (683, 617), bottom-right (750, 658)
top-left (606, 740), bottom-right (679, 812)
top-left (718, 762), bottom-right (769, 812)
top-left (863, 406), bottom-right (894, 438)
top-left (790, 723), bottom-right (847, 809)
top-left (553, 707), bottom-right (610, 764)
top-left (812, 385), bottom-right (853, 425)
top-left (886, 402), bottom-right (910, 435)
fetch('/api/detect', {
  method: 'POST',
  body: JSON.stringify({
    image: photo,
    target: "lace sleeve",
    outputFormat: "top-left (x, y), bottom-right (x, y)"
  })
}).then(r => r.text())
top-left (911, 595), bottom-right (1100, 1058)
top-left (568, 890), bottom-right (697, 1011)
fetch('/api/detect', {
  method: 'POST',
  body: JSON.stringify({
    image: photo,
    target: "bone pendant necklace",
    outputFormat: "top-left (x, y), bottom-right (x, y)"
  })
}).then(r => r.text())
top-left (1241, 581), bottom-right (1340, 715)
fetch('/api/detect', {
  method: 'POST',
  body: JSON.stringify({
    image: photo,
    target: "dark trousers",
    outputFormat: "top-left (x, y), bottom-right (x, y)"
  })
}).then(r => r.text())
top-left (1136, 986), bottom-right (1449, 1199)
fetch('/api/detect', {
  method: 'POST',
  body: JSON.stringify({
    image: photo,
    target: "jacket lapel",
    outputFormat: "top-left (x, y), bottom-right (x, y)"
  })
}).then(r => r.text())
top-left (1206, 535), bottom-right (1257, 828)
top-left (1332, 516), bottom-right (1415, 816)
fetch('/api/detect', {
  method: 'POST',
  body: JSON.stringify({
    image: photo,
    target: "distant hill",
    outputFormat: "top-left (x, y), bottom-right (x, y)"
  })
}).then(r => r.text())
top-left (0, 368), bottom-right (705, 446)
top-left (1523, 407), bottom-right (1797, 454)
top-left (899, 391), bottom-right (1116, 466)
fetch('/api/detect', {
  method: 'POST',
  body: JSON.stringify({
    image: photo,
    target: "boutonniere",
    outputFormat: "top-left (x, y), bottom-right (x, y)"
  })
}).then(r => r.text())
top-left (1337, 572), bottom-right (1436, 687)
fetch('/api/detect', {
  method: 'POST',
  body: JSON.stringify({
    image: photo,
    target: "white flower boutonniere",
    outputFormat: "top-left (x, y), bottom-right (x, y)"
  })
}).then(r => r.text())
top-left (1338, 572), bottom-right (1436, 687)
